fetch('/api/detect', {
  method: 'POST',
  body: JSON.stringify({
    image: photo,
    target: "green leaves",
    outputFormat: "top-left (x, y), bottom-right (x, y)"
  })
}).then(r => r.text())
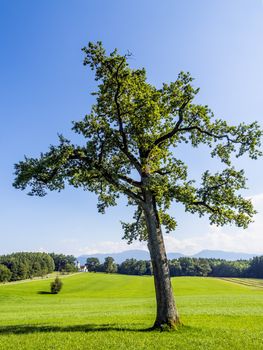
top-left (186, 168), bottom-right (256, 228)
top-left (121, 208), bottom-right (148, 244)
top-left (13, 41), bottom-right (262, 240)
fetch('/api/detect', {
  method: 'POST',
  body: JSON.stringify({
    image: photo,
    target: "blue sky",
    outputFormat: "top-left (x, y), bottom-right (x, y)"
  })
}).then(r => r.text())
top-left (0, 0), bottom-right (262, 256)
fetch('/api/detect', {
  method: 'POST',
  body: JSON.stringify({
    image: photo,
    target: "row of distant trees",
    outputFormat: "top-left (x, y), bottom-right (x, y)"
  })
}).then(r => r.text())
top-left (0, 252), bottom-right (54, 282)
top-left (86, 257), bottom-right (118, 273)
top-left (0, 252), bottom-right (78, 282)
top-left (86, 256), bottom-right (152, 274)
top-left (49, 253), bottom-right (78, 273)
top-left (86, 256), bottom-right (263, 278)
top-left (1, 252), bottom-right (262, 283)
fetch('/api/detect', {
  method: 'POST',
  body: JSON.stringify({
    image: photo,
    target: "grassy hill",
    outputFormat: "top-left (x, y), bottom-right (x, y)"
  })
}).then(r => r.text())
top-left (0, 273), bottom-right (262, 349)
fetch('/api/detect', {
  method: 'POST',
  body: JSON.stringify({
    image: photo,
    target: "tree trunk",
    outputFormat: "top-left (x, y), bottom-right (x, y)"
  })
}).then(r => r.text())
top-left (143, 191), bottom-right (180, 329)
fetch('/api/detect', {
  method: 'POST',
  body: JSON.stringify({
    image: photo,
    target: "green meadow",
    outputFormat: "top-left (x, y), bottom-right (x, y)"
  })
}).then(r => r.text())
top-left (0, 273), bottom-right (262, 350)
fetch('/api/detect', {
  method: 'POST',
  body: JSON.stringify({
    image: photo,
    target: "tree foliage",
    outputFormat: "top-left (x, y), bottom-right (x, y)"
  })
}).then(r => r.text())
top-left (86, 257), bottom-right (100, 272)
top-left (13, 42), bottom-right (262, 246)
top-left (103, 256), bottom-right (117, 274)
top-left (247, 256), bottom-right (263, 278)
top-left (50, 276), bottom-right (63, 294)
top-left (49, 253), bottom-right (77, 272)
top-left (0, 252), bottom-right (54, 281)
top-left (83, 255), bottom-right (258, 278)
top-left (0, 264), bottom-right (12, 282)
top-left (169, 257), bottom-right (248, 278)
top-left (118, 258), bottom-right (148, 275)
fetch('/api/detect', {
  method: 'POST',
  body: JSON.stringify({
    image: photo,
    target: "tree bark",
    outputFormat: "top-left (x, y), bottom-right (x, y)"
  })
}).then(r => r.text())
top-left (143, 191), bottom-right (180, 329)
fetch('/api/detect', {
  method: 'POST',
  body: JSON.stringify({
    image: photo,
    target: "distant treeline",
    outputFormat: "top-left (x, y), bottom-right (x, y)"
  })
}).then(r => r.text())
top-left (49, 253), bottom-right (78, 273)
top-left (1, 252), bottom-right (262, 283)
top-left (0, 252), bottom-right (54, 282)
top-left (85, 256), bottom-right (263, 278)
top-left (0, 252), bottom-right (78, 282)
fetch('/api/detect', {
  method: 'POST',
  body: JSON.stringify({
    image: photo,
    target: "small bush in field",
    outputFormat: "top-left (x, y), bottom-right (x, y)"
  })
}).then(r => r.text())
top-left (50, 276), bottom-right (63, 294)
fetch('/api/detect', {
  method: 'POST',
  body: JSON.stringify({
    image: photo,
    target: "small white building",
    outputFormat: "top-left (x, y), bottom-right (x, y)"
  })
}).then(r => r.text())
top-left (75, 261), bottom-right (88, 272)
top-left (80, 265), bottom-right (88, 272)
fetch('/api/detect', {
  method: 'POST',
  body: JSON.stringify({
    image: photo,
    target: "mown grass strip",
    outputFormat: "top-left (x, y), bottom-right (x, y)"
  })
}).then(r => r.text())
top-left (220, 277), bottom-right (263, 289)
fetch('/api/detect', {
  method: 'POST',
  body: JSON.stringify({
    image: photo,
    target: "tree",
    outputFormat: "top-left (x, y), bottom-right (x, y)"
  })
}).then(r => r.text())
top-left (50, 276), bottom-right (63, 294)
top-left (211, 261), bottom-right (241, 277)
top-left (86, 257), bottom-right (100, 272)
top-left (169, 260), bottom-right (182, 277)
top-left (178, 257), bottom-right (196, 276)
top-left (134, 259), bottom-right (147, 275)
top-left (49, 253), bottom-right (76, 272)
top-left (103, 257), bottom-right (117, 274)
top-left (118, 258), bottom-right (147, 275)
top-left (0, 252), bottom-right (54, 281)
top-left (194, 259), bottom-right (212, 277)
top-left (62, 262), bottom-right (78, 273)
top-left (0, 264), bottom-right (12, 282)
top-left (247, 256), bottom-right (263, 278)
top-left (13, 42), bottom-right (262, 329)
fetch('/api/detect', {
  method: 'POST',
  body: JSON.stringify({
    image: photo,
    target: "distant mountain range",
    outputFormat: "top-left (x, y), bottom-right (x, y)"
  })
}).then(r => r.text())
top-left (77, 249), bottom-right (259, 264)
top-left (191, 250), bottom-right (258, 261)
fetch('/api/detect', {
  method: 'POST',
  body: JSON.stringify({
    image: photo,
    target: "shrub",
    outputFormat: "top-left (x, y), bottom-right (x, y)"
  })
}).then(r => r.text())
top-left (50, 276), bottom-right (63, 294)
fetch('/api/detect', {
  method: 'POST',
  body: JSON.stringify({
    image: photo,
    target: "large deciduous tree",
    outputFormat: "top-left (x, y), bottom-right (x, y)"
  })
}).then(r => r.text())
top-left (13, 42), bottom-right (262, 329)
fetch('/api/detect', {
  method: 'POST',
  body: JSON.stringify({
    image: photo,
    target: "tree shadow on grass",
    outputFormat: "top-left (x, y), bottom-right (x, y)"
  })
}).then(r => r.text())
top-left (0, 324), bottom-right (192, 335)
top-left (0, 324), bottom-right (148, 334)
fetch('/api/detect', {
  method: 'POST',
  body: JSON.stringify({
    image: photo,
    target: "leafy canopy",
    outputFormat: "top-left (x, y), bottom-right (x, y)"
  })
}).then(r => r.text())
top-left (13, 42), bottom-right (262, 243)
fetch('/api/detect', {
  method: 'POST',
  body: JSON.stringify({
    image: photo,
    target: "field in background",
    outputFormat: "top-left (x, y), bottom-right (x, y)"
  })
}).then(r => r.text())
top-left (0, 274), bottom-right (262, 350)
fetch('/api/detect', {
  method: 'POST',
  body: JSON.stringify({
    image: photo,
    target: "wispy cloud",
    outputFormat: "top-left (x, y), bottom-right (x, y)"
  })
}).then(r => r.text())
top-left (77, 240), bottom-right (147, 255)
top-left (164, 192), bottom-right (263, 254)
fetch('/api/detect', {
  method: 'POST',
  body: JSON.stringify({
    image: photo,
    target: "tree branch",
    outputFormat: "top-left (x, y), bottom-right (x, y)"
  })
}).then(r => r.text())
top-left (69, 149), bottom-right (144, 204)
top-left (176, 125), bottom-right (245, 144)
top-left (191, 201), bottom-right (216, 212)
top-left (118, 174), bottom-right (142, 188)
top-left (144, 100), bottom-right (190, 158)
top-left (113, 59), bottom-right (142, 175)
top-left (100, 169), bottom-right (144, 205)
top-left (153, 169), bottom-right (173, 176)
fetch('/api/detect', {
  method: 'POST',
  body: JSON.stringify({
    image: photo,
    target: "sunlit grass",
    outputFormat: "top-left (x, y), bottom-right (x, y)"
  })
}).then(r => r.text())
top-left (0, 274), bottom-right (262, 349)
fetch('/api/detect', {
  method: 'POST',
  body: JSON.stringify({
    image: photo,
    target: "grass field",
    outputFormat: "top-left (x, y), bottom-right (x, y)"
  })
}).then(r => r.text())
top-left (0, 273), bottom-right (262, 350)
